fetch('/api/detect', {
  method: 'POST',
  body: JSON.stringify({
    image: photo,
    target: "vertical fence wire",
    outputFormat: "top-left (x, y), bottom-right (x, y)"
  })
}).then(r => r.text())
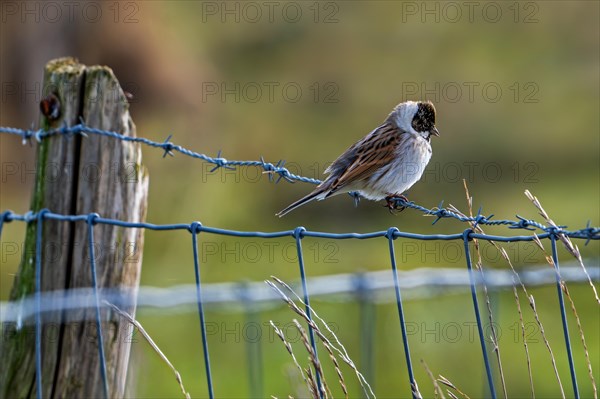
top-left (241, 284), bottom-right (264, 398)
top-left (294, 226), bottom-right (323, 399)
top-left (551, 234), bottom-right (580, 399)
top-left (386, 228), bottom-right (417, 399)
top-left (35, 210), bottom-right (47, 399)
top-left (463, 230), bottom-right (496, 399)
top-left (191, 223), bottom-right (215, 399)
top-left (2, 126), bottom-right (599, 399)
top-left (1, 205), bottom-right (597, 399)
top-left (86, 214), bottom-right (109, 398)
top-left (356, 274), bottom-right (376, 395)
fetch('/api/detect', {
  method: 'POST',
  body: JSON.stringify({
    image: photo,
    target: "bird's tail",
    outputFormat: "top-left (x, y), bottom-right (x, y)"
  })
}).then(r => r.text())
top-left (276, 189), bottom-right (325, 217)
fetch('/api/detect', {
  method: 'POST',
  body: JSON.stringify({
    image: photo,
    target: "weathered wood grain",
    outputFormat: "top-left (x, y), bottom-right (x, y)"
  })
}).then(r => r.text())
top-left (1, 57), bottom-right (148, 398)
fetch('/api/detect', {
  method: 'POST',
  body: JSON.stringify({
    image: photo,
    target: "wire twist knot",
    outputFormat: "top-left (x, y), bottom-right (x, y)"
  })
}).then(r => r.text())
top-left (293, 226), bottom-right (306, 239)
top-left (189, 221), bottom-right (203, 234)
top-left (386, 227), bottom-right (400, 240)
top-left (87, 213), bottom-right (100, 226)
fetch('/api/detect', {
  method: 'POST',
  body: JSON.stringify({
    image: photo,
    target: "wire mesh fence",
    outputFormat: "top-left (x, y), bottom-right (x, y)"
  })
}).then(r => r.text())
top-left (1, 124), bottom-right (599, 399)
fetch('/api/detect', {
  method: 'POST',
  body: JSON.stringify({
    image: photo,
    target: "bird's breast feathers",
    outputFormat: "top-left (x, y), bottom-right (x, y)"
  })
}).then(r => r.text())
top-left (363, 132), bottom-right (431, 198)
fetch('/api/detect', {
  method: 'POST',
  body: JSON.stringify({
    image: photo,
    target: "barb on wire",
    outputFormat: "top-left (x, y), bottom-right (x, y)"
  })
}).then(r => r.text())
top-left (1, 209), bottom-right (599, 246)
top-left (525, 190), bottom-right (599, 305)
top-left (0, 125), bottom-right (320, 185)
top-left (3, 124), bottom-right (599, 237)
top-left (2, 123), bottom-right (599, 399)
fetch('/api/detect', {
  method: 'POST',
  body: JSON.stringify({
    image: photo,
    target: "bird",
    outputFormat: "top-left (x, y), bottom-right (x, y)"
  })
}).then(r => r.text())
top-left (277, 100), bottom-right (440, 217)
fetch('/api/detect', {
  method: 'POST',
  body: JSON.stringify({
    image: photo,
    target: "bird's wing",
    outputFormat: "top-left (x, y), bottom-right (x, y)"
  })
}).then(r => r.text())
top-left (325, 122), bottom-right (402, 196)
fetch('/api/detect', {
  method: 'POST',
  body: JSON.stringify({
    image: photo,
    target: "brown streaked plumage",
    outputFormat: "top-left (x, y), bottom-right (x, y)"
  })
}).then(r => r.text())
top-left (277, 101), bottom-right (440, 217)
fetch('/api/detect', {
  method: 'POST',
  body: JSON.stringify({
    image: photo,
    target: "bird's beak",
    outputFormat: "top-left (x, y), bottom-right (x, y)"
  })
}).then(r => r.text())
top-left (431, 126), bottom-right (440, 137)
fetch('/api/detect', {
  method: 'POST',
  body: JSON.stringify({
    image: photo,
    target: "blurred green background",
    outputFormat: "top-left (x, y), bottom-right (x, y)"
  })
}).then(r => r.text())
top-left (1, 1), bottom-right (598, 398)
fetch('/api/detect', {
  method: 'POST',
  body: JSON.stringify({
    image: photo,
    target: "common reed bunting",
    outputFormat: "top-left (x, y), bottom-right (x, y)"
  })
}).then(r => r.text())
top-left (277, 101), bottom-right (440, 216)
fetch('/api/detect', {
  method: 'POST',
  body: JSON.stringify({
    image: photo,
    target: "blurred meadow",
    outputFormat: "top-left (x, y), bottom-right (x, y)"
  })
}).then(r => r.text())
top-left (1, 1), bottom-right (598, 398)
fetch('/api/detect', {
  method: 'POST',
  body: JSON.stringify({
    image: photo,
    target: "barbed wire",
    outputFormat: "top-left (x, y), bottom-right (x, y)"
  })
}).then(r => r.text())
top-left (1, 124), bottom-right (599, 238)
top-left (2, 205), bottom-right (597, 399)
top-left (2, 124), bottom-right (599, 399)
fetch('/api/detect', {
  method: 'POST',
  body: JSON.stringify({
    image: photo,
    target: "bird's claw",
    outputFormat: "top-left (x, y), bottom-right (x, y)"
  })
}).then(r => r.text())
top-left (384, 194), bottom-right (408, 214)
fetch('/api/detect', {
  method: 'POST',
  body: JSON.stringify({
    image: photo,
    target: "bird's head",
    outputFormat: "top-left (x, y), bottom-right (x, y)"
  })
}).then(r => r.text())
top-left (391, 100), bottom-right (440, 139)
top-left (412, 101), bottom-right (439, 138)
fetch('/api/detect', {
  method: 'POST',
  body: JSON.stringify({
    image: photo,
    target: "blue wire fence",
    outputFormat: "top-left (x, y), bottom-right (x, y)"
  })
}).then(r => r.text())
top-left (1, 124), bottom-right (599, 399)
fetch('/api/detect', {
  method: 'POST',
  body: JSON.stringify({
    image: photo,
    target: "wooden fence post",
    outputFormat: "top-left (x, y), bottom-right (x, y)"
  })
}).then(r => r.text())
top-left (1, 57), bottom-right (149, 398)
